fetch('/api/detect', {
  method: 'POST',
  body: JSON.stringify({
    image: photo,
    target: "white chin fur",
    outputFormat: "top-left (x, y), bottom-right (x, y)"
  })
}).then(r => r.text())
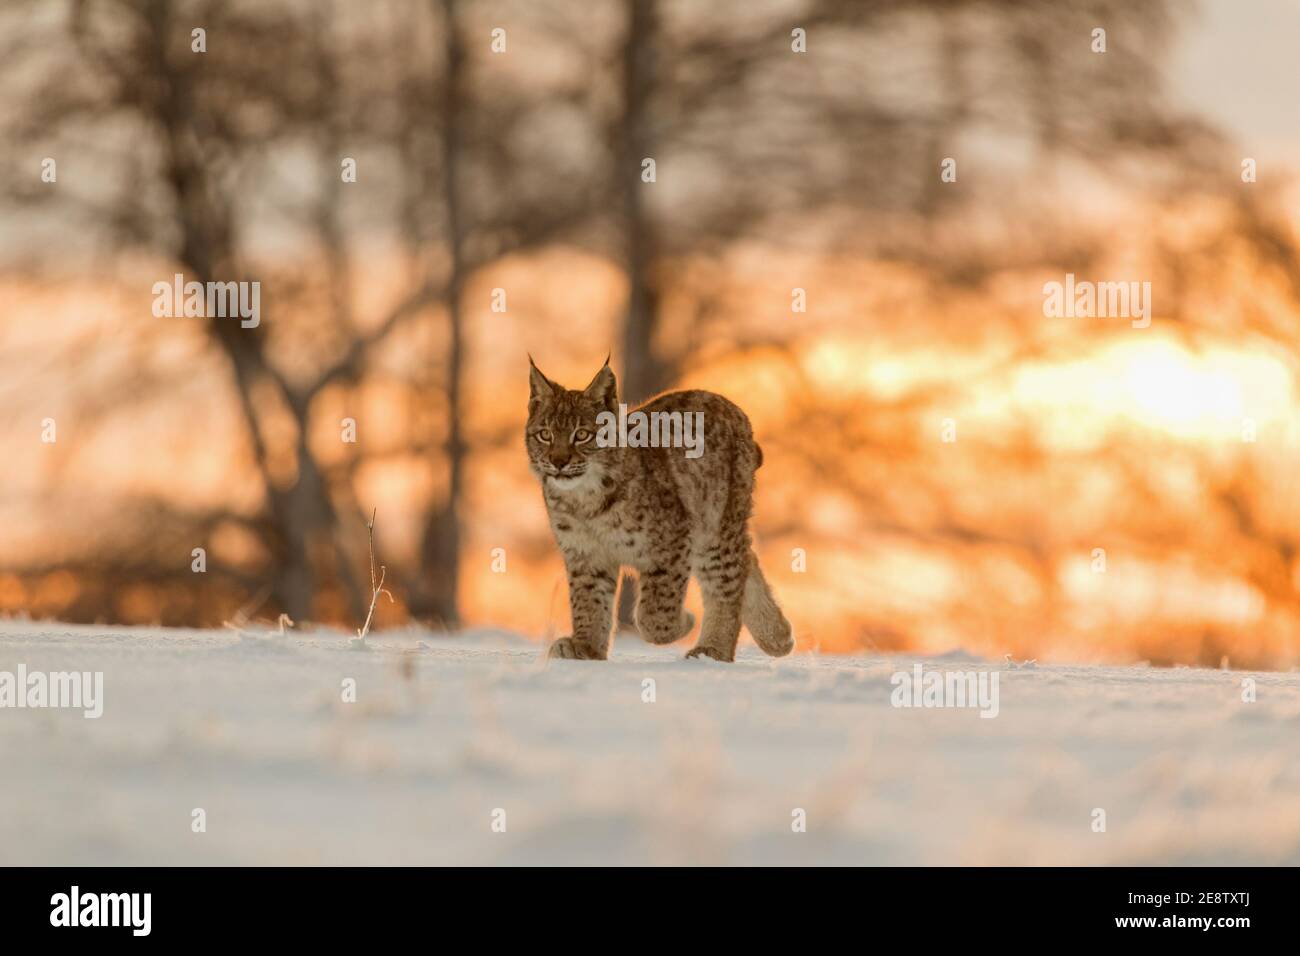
top-left (547, 472), bottom-right (587, 489)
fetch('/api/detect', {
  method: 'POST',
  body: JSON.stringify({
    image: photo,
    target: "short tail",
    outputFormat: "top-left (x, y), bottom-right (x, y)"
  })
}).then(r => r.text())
top-left (743, 550), bottom-right (793, 657)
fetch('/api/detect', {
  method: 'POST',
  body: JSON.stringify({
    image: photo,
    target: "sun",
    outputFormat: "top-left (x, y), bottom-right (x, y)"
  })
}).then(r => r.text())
top-left (1121, 340), bottom-right (1242, 430)
top-left (1113, 338), bottom-right (1292, 440)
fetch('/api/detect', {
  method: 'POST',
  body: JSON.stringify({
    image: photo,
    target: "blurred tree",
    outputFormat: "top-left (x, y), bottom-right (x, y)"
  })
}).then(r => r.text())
top-left (410, 0), bottom-right (468, 627)
top-left (10, 0), bottom-right (1300, 670)
top-left (1, 0), bottom-right (598, 627)
top-left (54, 0), bottom-right (376, 622)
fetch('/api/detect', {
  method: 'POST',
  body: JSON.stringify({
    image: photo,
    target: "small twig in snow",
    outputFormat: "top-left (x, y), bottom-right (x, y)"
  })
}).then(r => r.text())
top-left (356, 508), bottom-right (394, 642)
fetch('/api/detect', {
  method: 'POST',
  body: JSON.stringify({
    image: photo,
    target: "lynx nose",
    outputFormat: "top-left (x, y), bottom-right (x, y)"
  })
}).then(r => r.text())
top-left (549, 449), bottom-right (570, 470)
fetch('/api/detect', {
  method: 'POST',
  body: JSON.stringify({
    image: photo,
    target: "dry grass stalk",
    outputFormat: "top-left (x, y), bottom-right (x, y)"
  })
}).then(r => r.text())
top-left (357, 508), bottom-right (394, 641)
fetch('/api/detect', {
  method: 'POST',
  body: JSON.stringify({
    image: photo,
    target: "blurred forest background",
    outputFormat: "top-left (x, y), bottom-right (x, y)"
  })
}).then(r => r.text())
top-left (4, 0), bottom-right (1300, 668)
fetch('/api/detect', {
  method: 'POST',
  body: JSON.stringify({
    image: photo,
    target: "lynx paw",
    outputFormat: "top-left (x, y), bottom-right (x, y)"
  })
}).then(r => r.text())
top-left (685, 644), bottom-right (733, 663)
top-left (548, 637), bottom-right (605, 660)
top-left (637, 610), bottom-right (695, 645)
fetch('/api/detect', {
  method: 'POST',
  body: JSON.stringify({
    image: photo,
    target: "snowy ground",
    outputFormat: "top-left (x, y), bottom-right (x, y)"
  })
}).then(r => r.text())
top-left (2, 620), bottom-right (1298, 866)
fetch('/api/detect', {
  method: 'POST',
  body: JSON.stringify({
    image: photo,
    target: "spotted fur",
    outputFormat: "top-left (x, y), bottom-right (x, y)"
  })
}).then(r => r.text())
top-left (526, 358), bottom-right (793, 662)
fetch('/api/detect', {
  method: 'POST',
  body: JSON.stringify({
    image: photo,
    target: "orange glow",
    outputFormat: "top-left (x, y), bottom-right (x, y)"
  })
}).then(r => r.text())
top-left (6, 237), bottom-right (1300, 670)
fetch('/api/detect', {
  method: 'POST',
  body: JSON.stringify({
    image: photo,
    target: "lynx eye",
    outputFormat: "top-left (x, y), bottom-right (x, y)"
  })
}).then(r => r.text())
top-left (537, 429), bottom-right (553, 444)
top-left (573, 428), bottom-right (593, 443)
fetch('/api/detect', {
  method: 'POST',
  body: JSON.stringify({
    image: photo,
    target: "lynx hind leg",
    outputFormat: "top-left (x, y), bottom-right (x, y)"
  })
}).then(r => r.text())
top-left (687, 448), bottom-right (758, 663)
top-left (636, 562), bottom-right (692, 645)
top-left (688, 529), bottom-right (750, 663)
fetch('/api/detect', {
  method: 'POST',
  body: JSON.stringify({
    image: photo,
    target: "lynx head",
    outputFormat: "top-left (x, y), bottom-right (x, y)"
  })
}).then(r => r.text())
top-left (525, 357), bottom-right (619, 485)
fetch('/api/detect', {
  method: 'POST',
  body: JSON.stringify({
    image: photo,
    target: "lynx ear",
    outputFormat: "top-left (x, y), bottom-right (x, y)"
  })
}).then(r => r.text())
top-left (528, 355), bottom-right (556, 407)
top-left (583, 357), bottom-right (617, 412)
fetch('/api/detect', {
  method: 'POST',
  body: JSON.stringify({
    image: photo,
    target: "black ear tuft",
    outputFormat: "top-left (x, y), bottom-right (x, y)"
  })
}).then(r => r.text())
top-left (529, 356), bottom-right (556, 408)
top-left (583, 360), bottom-right (618, 412)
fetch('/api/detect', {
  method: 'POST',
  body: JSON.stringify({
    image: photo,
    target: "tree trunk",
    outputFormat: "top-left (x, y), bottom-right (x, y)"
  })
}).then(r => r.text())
top-left (618, 0), bottom-right (668, 406)
top-left (616, 0), bottom-right (669, 629)
top-left (412, 0), bottom-right (467, 627)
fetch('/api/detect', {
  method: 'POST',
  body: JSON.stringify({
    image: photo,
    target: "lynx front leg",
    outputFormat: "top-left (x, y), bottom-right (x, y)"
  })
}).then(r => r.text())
top-left (636, 561), bottom-right (693, 645)
top-left (549, 558), bottom-right (617, 660)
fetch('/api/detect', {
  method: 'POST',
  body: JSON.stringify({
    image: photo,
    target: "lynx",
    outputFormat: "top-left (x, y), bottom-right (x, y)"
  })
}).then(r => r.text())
top-left (525, 358), bottom-right (793, 662)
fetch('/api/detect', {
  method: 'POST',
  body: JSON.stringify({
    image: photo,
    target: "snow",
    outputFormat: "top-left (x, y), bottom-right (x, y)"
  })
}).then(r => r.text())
top-left (2, 620), bottom-right (1298, 865)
